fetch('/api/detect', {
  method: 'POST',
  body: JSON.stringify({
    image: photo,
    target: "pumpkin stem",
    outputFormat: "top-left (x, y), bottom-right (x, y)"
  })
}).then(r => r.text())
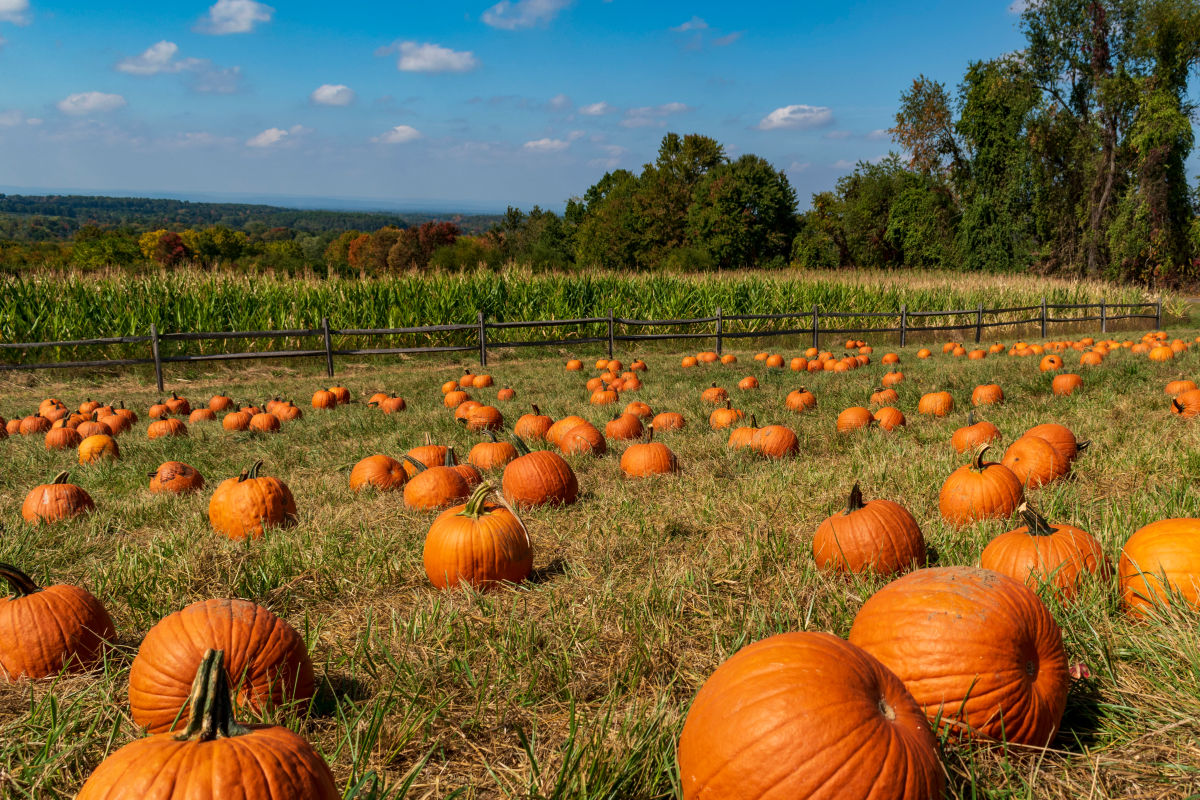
top-left (485, 430), bottom-right (499, 443)
top-left (402, 455), bottom-right (428, 473)
top-left (244, 460), bottom-right (263, 480)
top-left (1017, 503), bottom-right (1057, 536)
top-left (967, 409), bottom-right (975, 426)
top-left (1173, 399), bottom-right (1184, 413)
top-left (0, 563), bottom-right (41, 597)
top-left (446, 447), bottom-right (459, 467)
top-left (177, 649), bottom-right (250, 742)
top-left (1077, 440), bottom-right (1091, 453)
top-left (530, 404), bottom-right (542, 416)
top-left (458, 482), bottom-right (496, 519)
top-left (512, 435), bottom-right (531, 456)
top-left (845, 483), bottom-right (866, 514)
top-left (646, 424), bottom-right (655, 443)
top-left (51, 471), bottom-right (70, 485)
top-left (749, 414), bottom-right (758, 428)
top-left (971, 444), bottom-right (992, 472)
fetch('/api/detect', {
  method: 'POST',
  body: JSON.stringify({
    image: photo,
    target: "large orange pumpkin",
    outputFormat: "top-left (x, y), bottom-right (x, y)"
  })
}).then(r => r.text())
top-left (981, 504), bottom-right (1108, 603)
top-left (1002, 435), bottom-right (1069, 488)
top-left (402, 457), bottom-right (470, 510)
top-left (207, 461), bottom-right (297, 540)
top-left (917, 391), bottom-right (954, 416)
top-left (128, 598), bottom-right (315, 734)
top-left (849, 566), bottom-right (1070, 746)
top-left (1119, 518), bottom-right (1200, 617)
top-left (677, 631), bottom-right (944, 800)
top-left (501, 447), bottom-right (578, 508)
top-left (149, 461), bottom-right (206, 494)
top-left (812, 484), bottom-right (925, 576)
top-left (0, 563), bottom-right (115, 681)
top-left (350, 455), bottom-right (408, 492)
top-left (21, 472), bottom-right (95, 524)
top-left (939, 445), bottom-right (1023, 526)
top-left (423, 483), bottom-right (533, 590)
top-left (513, 405), bottom-right (554, 440)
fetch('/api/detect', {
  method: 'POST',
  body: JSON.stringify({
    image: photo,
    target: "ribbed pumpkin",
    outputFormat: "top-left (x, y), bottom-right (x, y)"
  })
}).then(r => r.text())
top-left (464, 404), bottom-right (504, 432)
top-left (187, 408), bottom-right (216, 424)
top-left (701, 383), bottom-right (729, 404)
top-left (405, 441), bottom-right (449, 478)
top-left (468, 432), bottom-right (519, 470)
top-left (502, 444), bottom-right (579, 508)
top-left (1119, 518), bottom-right (1200, 617)
top-left (207, 461), bottom-right (297, 540)
top-left (75, 434), bottom-right (118, 464)
top-left (328, 386), bottom-right (350, 404)
top-left (939, 445), bottom-right (1023, 526)
top-left (620, 428), bottom-right (678, 476)
top-left (447, 448), bottom-right (482, 489)
top-left (1171, 389), bottom-right (1200, 418)
top-left (727, 415), bottom-right (759, 450)
top-left (402, 456), bottom-right (470, 510)
top-left (275, 400), bottom-right (305, 420)
top-left (164, 393), bottom-right (191, 415)
top-left (148, 418), bottom-right (188, 439)
top-left (605, 412), bottom-right (644, 441)
top-left (1166, 379), bottom-right (1197, 396)
top-left (1024, 423), bottom-right (1087, 463)
top-left (514, 405), bottom-right (554, 440)
top-left (737, 375), bottom-right (759, 390)
top-left (849, 566), bottom-right (1070, 746)
top-left (869, 386), bottom-right (898, 405)
top-left (785, 387), bottom-right (816, 412)
top-left (751, 424), bottom-right (799, 459)
top-left (1002, 435), bottom-right (1069, 488)
top-left (624, 400), bottom-right (653, 419)
top-left (677, 631), bottom-right (944, 800)
top-left (221, 407), bottom-right (250, 431)
top-left (45, 419), bottom-right (82, 451)
top-left (453, 399), bottom-right (482, 422)
top-left (148, 461), bottom-right (206, 494)
top-left (497, 386), bottom-right (516, 401)
top-left (81, 649), bottom-right (338, 799)
top-left (836, 406), bottom-right (874, 432)
top-left (812, 484), bottom-right (925, 576)
top-left (249, 412), bottom-right (281, 433)
top-left (559, 421), bottom-right (607, 456)
top-left (0, 563), bottom-right (115, 681)
top-left (708, 401), bottom-right (743, 430)
top-left (917, 391), bottom-right (954, 416)
top-left (951, 412), bottom-right (1001, 454)
top-left (75, 417), bottom-right (112, 439)
top-left (19, 414), bottom-right (51, 435)
top-left (311, 389), bottom-right (338, 409)
top-left (546, 415), bottom-right (589, 448)
top-left (350, 455), bottom-right (407, 492)
top-left (1051, 373), bottom-right (1083, 396)
top-left (971, 383), bottom-right (1004, 406)
top-left (21, 472), bottom-right (95, 524)
top-left (128, 598), bottom-right (315, 734)
top-left (651, 411), bottom-right (686, 430)
top-left (208, 394), bottom-right (234, 411)
top-left (981, 504), bottom-right (1108, 603)
top-left (872, 406), bottom-right (906, 432)
top-left (424, 483), bottom-right (533, 590)
top-left (1039, 354), bottom-right (1063, 372)
top-left (565, 359), bottom-right (583, 371)
top-left (148, 400), bottom-right (170, 419)
top-left (881, 370), bottom-right (905, 387)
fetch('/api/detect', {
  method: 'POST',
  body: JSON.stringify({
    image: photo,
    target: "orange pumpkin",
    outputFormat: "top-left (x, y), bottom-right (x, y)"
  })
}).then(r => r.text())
top-left (78, 434), bottom-right (120, 464)
top-left (651, 411), bottom-right (685, 431)
top-left (514, 405), bottom-right (554, 440)
top-left (1002, 435), bottom-right (1069, 488)
top-left (1051, 373), bottom-right (1083, 396)
top-left (785, 387), bottom-right (817, 413)
top-left (836, 406), bottom-right (874, 432)
top-left (501, 446), bottom-right (578, 508)
top-left (424, 483), bottom-right (532, 590)
top-left (939, 445), bottom-right (1023, 526)
top-left (1119, 518), bottom-right (1200, 617)
top-left (981, 503), bottom-right (1108, 602)
top-left (812, 484), bottom-right (925, 576)
top-left (147, 418), bottom-right (187, 439)
top-left (917, 391), bottom-right (954, 416)
top-left (468, 432), bottom-right (519, 470)
top-left (620, 429), bottom-right (679, 476)
top-left (350, 455), bottom-right (408, 492)
top-left (971, 383), bottom-right (1004, 406)
top-left (21, 472), bottom-right (95, 524)
top-left (402, 456), bottom-right (470, 510)
top-left (951, 412), bottom-right (1001, 454)
top-left (872, 406), bottom-right (906, 431)
top-left (708, 401), bottom-right (743, 430)
top-left (149, 461), bottom-right (206, 494)
top-left (750, 424), bottom-right (799, 459)
top-left (207, 461), bottom-right (297, 540)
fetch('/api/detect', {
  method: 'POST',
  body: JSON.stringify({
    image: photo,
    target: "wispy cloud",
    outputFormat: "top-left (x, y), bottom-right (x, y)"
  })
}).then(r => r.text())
top-left (196, 0), bottom-right (273, 34)
top-left (712, 32), bottom-right (742, 46)
top-left (377, 41), bottom-right (478, 73)
top-left (0, 0), bottom-right (30, 25)
top-left (57, 92), bottom-right (127, 115)
top-left (246, 123), bottom-right (307, 148)
top-left (482, 0), bottom-right (573, 30)
top-left (116, 41), bottom-right (199, 75)
top-left (523, 137), bottom-right (570, 152)
top-left (671, 16), bottom-right (707, 32)
top-left (757, 104), bottom-right (834, 130)
top-left (579, 101), bottom-right (615, 116)
top-left (372, 125), bottom-right (421, 144)
top-left (310, 84), bottom-right (356, 106)
top-left (621, 101), bottom-right (691, 128)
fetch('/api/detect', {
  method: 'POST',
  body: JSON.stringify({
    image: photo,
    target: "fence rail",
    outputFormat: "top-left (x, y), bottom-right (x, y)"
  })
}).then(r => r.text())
top-left (0, 297), bottom-right (1162, 391)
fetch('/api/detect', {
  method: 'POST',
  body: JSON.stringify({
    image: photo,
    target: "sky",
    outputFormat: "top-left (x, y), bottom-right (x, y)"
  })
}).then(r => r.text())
top-left (0, 1), bottom-right (1043, 212)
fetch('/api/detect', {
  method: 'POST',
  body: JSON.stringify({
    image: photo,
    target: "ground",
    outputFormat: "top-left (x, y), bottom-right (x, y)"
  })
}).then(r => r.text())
top-left (1, 331), bottom-right (1199, 800)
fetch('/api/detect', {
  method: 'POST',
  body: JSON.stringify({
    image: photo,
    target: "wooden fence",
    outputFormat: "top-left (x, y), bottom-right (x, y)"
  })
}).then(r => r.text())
top-left (0, 298), bottom-right (1162, 391)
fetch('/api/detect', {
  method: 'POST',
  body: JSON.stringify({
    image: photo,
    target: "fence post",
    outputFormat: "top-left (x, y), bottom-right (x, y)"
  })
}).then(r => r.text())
top-left (975, 303), bottom-right (984, 344)
top-left (149, 323), bottom-right (164, 392)
top-left (1156, 297), bottom-right (1162, 329)
top-left (321, 317), bottom-right (334, 378)
top-left (811, 305), bottom-right (820, 350)
top-left (1100, 301), bottom-right (1107, 333)
top-left (607, 308), bottom-right (615, 359)
top-left (478, 311), bottom-right (487, 367)
top-left (715, 307), bottom-right (723, 356)
top-left (899, 304), bottom-right (907, 347)
top-left (1040, 297), bottom-right (1047, 338)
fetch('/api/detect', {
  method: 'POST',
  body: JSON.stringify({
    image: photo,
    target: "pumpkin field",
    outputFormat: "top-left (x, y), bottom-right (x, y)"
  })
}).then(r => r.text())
top-left (2, 329), bottom-right (1200, 799)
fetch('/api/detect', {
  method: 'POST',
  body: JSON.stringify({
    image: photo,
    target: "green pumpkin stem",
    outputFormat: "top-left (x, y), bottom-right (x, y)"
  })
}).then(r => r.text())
top-left (402, 455), bottom-right (428, 473)
top-left (967, 409), bottom-right (975, 426)
top-left (485, 430), bottom-right (499, 443)
top-left (446, 447), bottom-right (459, 467)
top-left (971, 444), bottom-right (992, 472)
top-left (845, 483), bottom-right (866, 514)
top-left (1077, 440), bottom-right (1091, 453)
top-left (245, 460), bottom-right (263, 481)
top-left (458, 482), bottom-right (496, 519)
top-left (530, 404), bottom-right (542, 416)
top-left (1018, 503), bottom-right (1057, 536)
top-left (512, 435), bottom-right (531, 456)
top-left (178, 649), bottom-right (250, 742)
top-left (0, 563), bottom-right (41, 597)
top-left (51, 471), bottom-right (70, 485)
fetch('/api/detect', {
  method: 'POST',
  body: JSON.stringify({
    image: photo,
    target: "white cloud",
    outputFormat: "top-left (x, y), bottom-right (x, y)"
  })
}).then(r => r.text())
top-left (757, 104), bottom-right (834, 130)
top-left (196, 0), bottom-right (273, 34)
top-left (787, 161), bottom-right (811, 173)
top-left (0, 109), bottom-right (22, 127)
top-left (482, 0), bottom-right (572, 30)
top-left (1008, 0), bottom-right (1034, 13)
top-left (671, 16), bottom-right (707, 32)
top-left (621, 101), bottom-right (691, 128)
top-left (523, 137), bottom-right (570, 152)
top-left (567, 130), bottom-right (585, 141)
top-left (246, 124), bottom-right (306, 148)
top-left (378, 41), bottom-right (478, 73)
top-left (372, 125), bottom-right (421, 144)
top-left (190, 65), bottom-right (241, 94)
top-left (866, 128), bottom-right (890, 141)
top-left (589, 143), bottom-right (625, 169)
top-left (0, 0), bottom-right (30, 25)
top-left (548, 93), bottom-right (571, 111)
top-left (580, 101), bottom-right (615, 116)
top-left (832, 159), bottom-right (855, 169)
top-left (57, 92), bottom-right (127, 115)
top-left (712, 32), bottom-right (742, 46)
top-left (311, 84), bottom-right (355, 106)
top-left (116, 41), bottom-right (204, 75)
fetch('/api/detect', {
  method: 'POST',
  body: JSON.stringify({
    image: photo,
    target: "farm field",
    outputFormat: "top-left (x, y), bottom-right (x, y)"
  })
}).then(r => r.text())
top-left (3, 331), bottom-right (1200, 799)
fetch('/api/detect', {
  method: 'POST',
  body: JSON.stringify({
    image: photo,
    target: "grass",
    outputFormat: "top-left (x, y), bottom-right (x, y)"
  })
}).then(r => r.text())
top-left (2, 328), bottom-right (1200, 799)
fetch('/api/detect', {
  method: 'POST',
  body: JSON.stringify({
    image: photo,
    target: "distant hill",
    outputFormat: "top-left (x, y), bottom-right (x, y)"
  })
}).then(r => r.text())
top-left (0, 194), bottom-right (503, 241)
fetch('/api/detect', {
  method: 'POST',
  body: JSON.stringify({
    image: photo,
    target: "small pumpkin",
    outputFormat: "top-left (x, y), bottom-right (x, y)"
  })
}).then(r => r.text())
top-left (951, 411), bottom-right (1001, 454)
top-left (624, 400), bottom-right (653, 420)
top-left (147, 418), bottom-right (188, 439)
top-left (565, 359), bottom-right (583, 371)
top-left (836, 406), bottom-right (874, 432)
top-left (750, 423), bottom-right (799, 459)
top-left (589, 388), bottom-right (619, 406)
top-left (981, 503), bottom-right (1108, 602)
top-left (812, 483), bottom-right (925, 575)
top-left (208, 461), bottom-right (297, 540)
top-left (249, 412), bottom-right (281, 433)
top-left (784, 387), bottom-right (816, 413)
top-left (164, 393), bottom-right (191, 415)
top-left (917, 391), bottom-right (954, 416)
top-left (402, 456), bottom-right (471, 510)
top-left (1166, 379), bottom-right (1197, 396)
top-left (701, 383), bottom-right (729, 404)
top-left (405, 439), bottom-right (449, 478)
top-left (620, 427), bottom-right (679, 476)
top-left (559, 421), bottom-right (607, 456)
top-left (605, 412), bottom-right (644, 441)
top-left (881, 370), bottom-right (904, 387)
top-left (1171, 389), bottom-right (1200, 418)
top-left (465, 404), bottom-right (504, 432)
top-left (274, 400), bottom-right (305, 420)
top-left (651, 411), bottom-right (685, 430)
top-left (187, 408), bottom-right (216, 424)
top-left (328, 386), bottom-right (351, 404)
top-left (19, 414), bottom-right (51, 435)
top-left (971, 383), bottom-right (1004, 406)
top-left (468, 431), bottom-right (519, 470)
top-left (424, 482), bottom-right (532, 590)
top-left (708, 401), bottom-right (743, 430)
top-left (737, 376), bottom-right (759, 390)
top-left (78, 434), bottom-right (120, 464)
top-left (208, 394), bottom-right (234, 411)
top-left (311, 389), bottom-right (338, 409)
top-left (21, 472), bottom-right (95, 524)
top-left (349, 455), bottom-right (408, 492)
top-left (222, 407), bottom-right (252, 431)
top-left (149, 461), bottom-right (206, 494)
top-left (1002, 435), bottom-right (1069, 488)
top-left (939, 445), bottom-right (1023, 526)
top-left (45, 419), bottom-right (82, 451)
top-left (727, 415), bottom-right (759, 450)
top-left (1051, 373), bottom-right (1083, 395)
top-left (872, 406), bottom-right (906, 432)
top-left (502, 443), bottom-right (579, 508)
top-left (514, 404), bottom-right (554, 440)
top-left (497, 386), bottom-right (516, 401)
top-left (869, 386), bottom-right (898, 405)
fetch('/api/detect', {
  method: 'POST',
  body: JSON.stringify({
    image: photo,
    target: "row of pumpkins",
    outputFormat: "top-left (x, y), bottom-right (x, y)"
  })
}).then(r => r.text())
top-left (6, 335), bottom-right (1200, 799)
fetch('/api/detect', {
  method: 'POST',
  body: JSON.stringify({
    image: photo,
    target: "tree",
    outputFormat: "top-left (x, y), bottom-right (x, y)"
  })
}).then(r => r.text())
top-left (686, 154), bottom-right (798, 269)
top-left (575, 170), bottom-right (647, 269)
top-left (891, 76), bottom-right (963, 177)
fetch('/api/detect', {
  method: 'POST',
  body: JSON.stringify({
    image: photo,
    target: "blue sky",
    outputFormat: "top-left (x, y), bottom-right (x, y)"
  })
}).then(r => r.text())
top-left (0, 1), bottom-right (1036, 211)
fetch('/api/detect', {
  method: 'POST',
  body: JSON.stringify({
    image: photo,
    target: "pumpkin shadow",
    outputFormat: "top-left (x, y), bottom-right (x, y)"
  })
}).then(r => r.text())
top-left (1056, 678), bottom-right (1106, 750)
top-left (310, 672), bottom-right (373, 717)
top-left (925, 543), bottom-right (942, 567)
top-left (529, 556), bottom-right (568, 584)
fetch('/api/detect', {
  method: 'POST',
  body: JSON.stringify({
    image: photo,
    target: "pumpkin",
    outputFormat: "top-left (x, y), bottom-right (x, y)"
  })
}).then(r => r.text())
top-left (765, 353), bottom-right (784, 368)
top-left (1171, 389), bottom-right (1200, 418)
top-left (249, 412), bottom-right (281, 433)
top-left (677, 631), bottom-right (943, 800)
top-left (708, 401), bottom-right (743, 430)
top-left (681, 356), bottom-right (698, 368)
top-left (81, 649), bottom-right (338, 799)
top-left (785, 387), bottom-right (816, 413)
top-left (589, 388), bottom-right (619, 406)
top-left (720, 353), bottom-right (737, 364)
top-left (514, 404), bottom-right (554, 440)
top-left (1079, 351), bottom-right (1104, 366)
top-left (147, 418), bottom-right (187, 439)
top-left (624, 400), bottom-right (653, 419)
top-left (148, 400), bottom-right (170, 419)
top-left (916, 348), bottom-right (932, 358)
top-left (328, 386), bottom-right (351, 404)
top-left (497, 386), bottom-right (516, 401)
top-left (208, 461), bottom-right (297, 540)
top-left (981, 504), bottom-right (1108, 602)
top-left (162, 393), bottom-right (190, 415)
top-left (872, 406), bottom-right (906, 431)
top-left (402, 456), bottom-right (471, 510)
top-left (502, 444), bottom-right (579, 508)
top-left (468, 431), bottom-right (519, 470)
top-left (208, 394), bottom-right (234, 411)
top-left (546, 415), bottom-right (589, 448)
top-left (21, 472), bottom-right (95, 524)
top-left (423, 482), bottom-right (532, 590)
top-left (951, 411), bottom-right (1001, 453)
top-left (0, 562), bottom-right (115, 681)
top-left (454, 399), bottom-right (483, 422)
top-left (1039, 354), bottom-right (1063, 372)
top-left (149, 461), bottom-right (206, 494)
top-left (1051, 373), bottom-right (1083, 396)
top-left (750, 424), bottom-right (799, 459)
top-left (222, 408), bottom-right (252, 431)
top-left (460, 370), bottom-right (478, 387)
top-left (1119, 518), bottom-right (1200, 617)
top-left (727, 415), bottom-right (759, 450)
top-left (1002, 435), bottom-right (1069, 488)
top-left (19, 414), bottom-right (51, 435)
top-left (1024, 423), bottom-right (1087, 463)
top-left (917, 391), bottom-right (954, 416)
top-left (5, 418), bottom-right (19, 435)
top-left (559, 421), bottom-right (607, 456)
top-left (585, 376), bottom-right (605, 393)
top-left (45, 419), bottom-right (82, 451)
top-left (737, 376), bottom-right (759, 390)
top-left (788, 356), bottom-right (807, 371)
top-left (620, 428), bottom-right (678, 476)
top-left (128, 598), bottom-right (315, 733)
top-left (939, 445), bottom-right (1023, 526)
top-left (187, 408), bottom-right (216, 424)
top-left (1166, 379), bottom-right (1198, 396)
top-left (836, 406), bottom-right (874, 432)
top-left (565, 359), bottom-right (583, 371)
top-left (631, 358), bottom-right (647, 371)
top-left (870, 386), bottom-right (898, 405)
top-left (881, 371), bottom-right (904, 387)
top-left (848, 566), bottom-right (1070, 746)
top-left (464, 405), bottom-right (504, 432)
top-left (75, 418), bottom-right (112, 438)
top-left (1149, 345), bottom-right (1174, 361)
top-left (275, 401), bottom-right (304, 420)
top-left (446, 448), bottom-right (482, 489)
top-left (311, 389), bottom-right (338, 409)
top-left (349, 455), bottom-right (408, 492)
top-left (406, 440), bottom-right (449, 478)
top-left (78, 434), bottom-right (120, 464)
top-left (42, 405), bottom-right (68, 423)
top-left (968, 349), bottom-right (986, 360)
top-left (971, 383), bottom-right (1004, 406)
top-left (652, 411), bottom-right (685, 430)
top-left (605, 412), bottom-right (644, 441)
top-left (39, 398), bottom-right (66, 416)
top-left (701, 383), bottom-right (729, 404)
top-left (812, 483), bottom-right (925, 575)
